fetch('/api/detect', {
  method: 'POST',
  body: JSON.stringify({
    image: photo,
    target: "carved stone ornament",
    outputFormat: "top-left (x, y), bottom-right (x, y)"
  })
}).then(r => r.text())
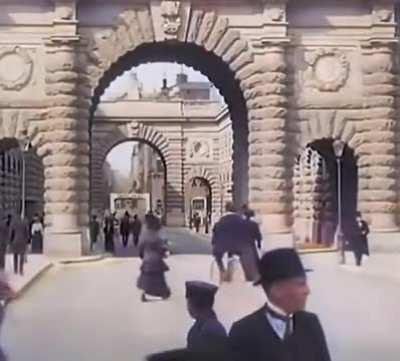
top-left (55, 5), bottom-right (74, 20)
top-left (374, 6), bottom-right (393, 23)
top-left (160, 1), bottom-right (182, 39)
top-left (188, 140), bottom-right (210, 160)
top-left (304, 48), bottom-right (350, 92)
top-left (0, 46), bottom-right (33, 91)
top-left (127, 121), bottom-right (139, 137)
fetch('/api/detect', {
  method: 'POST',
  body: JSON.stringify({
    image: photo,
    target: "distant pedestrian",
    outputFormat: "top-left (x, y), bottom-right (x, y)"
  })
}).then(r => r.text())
top-left (120, 211), bottom-right (131, 248)
top-left (10, 217), bottom-right (30, 275)
top-left (131, 214), bottom-right (142, 247)
top-left (229, 248), bottom-right (331, 361)
top-left (137, 216), bottom-right (170, 302)
top-left (186, 281), bottom-right (228, 356)
top-left (193, 213), bottom-right (201, 233)
top-left (30, 214), bottom-right (44, 254)
top-left (351, 212), bottom-right (370, 266)
top-left (103, 211), bottom-right (115, 254)
top-left (0, 215), bottom-right (11, 270)
top-left (203, 214), bottom-right (209, 234)
top-left (212, 202), bottom-right (259, 282)
top-left (89, 215), bottom-right (100, 251)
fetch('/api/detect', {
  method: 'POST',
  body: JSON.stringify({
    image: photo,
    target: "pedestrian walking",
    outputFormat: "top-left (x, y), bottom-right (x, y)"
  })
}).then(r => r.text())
top-left (193, 213), bottom-right (201, 233)
top-left (229, 248), bottom-right (331, 361)
top-left (103, 211), bottom-right (115, 254)
top-left (186, 281), bottom-right (228, 354)
top-left (211, 202), bottom-right (259, 283)
top-left (0, 215), bottom-right (11, 271)
top-left (9, 216), bottom-right (30, 275)
top-left (203, 214), bottom-right (209, 234)
top-left (131, 214), bottom-right (142, 247)
top-left (137, 216), bottom-right (170, 302)
top-left (89, 215), bottom-right (100, 251)
top-left (120, 211), bottom-right (130, 248)
top-left (351, 212), bottom-right (370, 266)
top-left (30, 214), bottom-right (44, 254)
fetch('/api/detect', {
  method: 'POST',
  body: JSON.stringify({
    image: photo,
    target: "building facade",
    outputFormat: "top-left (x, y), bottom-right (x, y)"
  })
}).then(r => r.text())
top-left (0, 1), bottom-right (399, 255)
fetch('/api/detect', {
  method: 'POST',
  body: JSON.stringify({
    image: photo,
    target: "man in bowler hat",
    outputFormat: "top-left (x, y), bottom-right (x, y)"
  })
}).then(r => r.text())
top-left (185, 281), bottom-right (228, 357)
top-left (229, 248), bottom-right (331, 361)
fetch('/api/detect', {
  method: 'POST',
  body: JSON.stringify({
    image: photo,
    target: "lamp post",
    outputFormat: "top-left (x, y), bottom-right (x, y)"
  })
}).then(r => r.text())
top-left (333, 139), bottom-right (345, 264)
top-left (20, 138), bottom-right (31, 220)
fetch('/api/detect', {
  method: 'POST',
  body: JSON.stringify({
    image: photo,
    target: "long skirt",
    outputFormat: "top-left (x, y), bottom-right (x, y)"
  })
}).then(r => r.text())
top-left (137, 270), bottom-right (170, 298)
top-left (31, 232), bottom-right (43, 254)
top-left (105, 233), bottom-right (115, 253)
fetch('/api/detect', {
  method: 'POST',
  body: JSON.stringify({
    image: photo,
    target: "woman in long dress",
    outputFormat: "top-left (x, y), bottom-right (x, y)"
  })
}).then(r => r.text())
top-left (30, 215), bottom-right (44, 254)
top-left (137, 215), bottom-right (170, 302)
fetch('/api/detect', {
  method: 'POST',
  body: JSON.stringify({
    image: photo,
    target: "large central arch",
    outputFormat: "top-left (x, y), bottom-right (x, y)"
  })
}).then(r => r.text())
top-left (87, 9), bottom-right (254, 225)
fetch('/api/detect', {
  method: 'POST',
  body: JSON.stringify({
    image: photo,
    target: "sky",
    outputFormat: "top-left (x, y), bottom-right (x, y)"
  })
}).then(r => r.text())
top-left (104, 62), bottom-right (224, 175)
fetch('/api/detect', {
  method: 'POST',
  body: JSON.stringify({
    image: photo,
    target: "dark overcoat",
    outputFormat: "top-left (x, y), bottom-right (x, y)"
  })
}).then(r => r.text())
top-left (187, 312), bottom-right (228, 351)
top-left (229, 307), bottom-right (331, 361)
top-left (211, 214), bottom-right (249, 254)
top-left (10, 218), bottom-right (30, 254)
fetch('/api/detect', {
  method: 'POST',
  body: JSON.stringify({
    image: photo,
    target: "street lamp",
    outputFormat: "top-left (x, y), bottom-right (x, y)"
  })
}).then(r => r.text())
top-left (333, 139), bottom-right (345, 264)
top-left (20, 138), bottom-right (31, 220)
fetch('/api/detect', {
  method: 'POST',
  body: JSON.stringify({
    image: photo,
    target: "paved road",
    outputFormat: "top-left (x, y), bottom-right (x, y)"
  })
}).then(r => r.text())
top-left (2, 230), bottom-right (400, 361)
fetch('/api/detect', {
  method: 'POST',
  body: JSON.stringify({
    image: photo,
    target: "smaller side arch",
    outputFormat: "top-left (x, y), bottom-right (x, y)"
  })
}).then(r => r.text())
top-left (184, 166), bottom-right (221, 221)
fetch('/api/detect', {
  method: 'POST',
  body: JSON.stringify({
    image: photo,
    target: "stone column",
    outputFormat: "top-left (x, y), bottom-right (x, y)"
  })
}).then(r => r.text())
top-left (360, 43), bottom-right (398, 231)
top-left (41, 40), bottom-right (89, 256)
top-left (166, 137), bottom-right (185, 226)
top-left (246, 46), bottom-right (292, 235)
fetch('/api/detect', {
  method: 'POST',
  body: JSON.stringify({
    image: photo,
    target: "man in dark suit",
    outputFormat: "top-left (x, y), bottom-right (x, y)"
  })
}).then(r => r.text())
top-left (229, 248), bottom-right (331, 361)
top-left (212, 202), bottom-right (259, 282)
top-left (131, 214), bottom-right (142, 247)
top-left (10, 216), bottom-right (30, 276)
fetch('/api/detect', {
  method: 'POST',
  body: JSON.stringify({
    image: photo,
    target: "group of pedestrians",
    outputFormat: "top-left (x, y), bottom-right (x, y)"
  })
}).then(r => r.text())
top-left (147, 248), bottom-right (331, 361)
top-left (89, 211), bottom-right (143, 253)
top-left (0, 213), bottom-right (43, 276)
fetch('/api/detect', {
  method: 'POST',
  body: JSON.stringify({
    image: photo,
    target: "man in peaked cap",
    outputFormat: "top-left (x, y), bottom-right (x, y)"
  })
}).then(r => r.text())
top-left (185, 281), bottom-right (229, 357)
top-left (229, 248), bottom-right (331, 361)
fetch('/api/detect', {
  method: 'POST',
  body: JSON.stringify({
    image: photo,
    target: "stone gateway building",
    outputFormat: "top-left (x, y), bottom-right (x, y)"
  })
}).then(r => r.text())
top-left (1, 0), bottom-right (400, 255)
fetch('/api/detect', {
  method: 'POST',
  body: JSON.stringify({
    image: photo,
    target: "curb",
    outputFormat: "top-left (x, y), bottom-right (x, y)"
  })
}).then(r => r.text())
top-left (11, 262), bottom-right (53, 301)
top-left (57, 254), bottom-right (106, 265)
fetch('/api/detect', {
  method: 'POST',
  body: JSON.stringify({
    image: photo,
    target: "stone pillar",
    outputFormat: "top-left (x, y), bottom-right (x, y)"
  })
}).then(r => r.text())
top-left (361, 43), bottom-right (398, 231)
top-left (41, 40), bottom-right (89, 256)
top-left (246, 46), bottom-right (292, 235)
top-left (166, 137), bottom-right (185, 226)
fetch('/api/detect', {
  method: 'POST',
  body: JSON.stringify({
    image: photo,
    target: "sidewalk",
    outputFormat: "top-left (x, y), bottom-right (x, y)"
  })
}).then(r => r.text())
top-left (4, 254), bottom-right (52, 297)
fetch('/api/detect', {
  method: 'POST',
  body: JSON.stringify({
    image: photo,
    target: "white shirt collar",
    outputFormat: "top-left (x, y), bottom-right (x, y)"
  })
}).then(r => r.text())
top-left (265, 297), bottom-right (293, 319)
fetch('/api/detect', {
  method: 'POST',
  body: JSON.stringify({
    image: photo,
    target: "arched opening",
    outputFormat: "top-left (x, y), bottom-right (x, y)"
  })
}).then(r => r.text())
top-left (185, 177), bottom-right (212, 232)
top-left (293, 138), bottom-right (358, 249)
top-left (90, 41), bottom-right (249, 219)
top-left (94, 139), bottom-right (167, 222)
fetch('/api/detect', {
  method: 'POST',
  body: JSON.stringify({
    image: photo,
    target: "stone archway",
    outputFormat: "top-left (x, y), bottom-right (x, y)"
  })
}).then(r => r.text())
top-left (184, 166), bottom-right (220, 225)
top-left (44, 4), bottom-right (293, 255)
top-left (91, 122), bottom-right (173, 222)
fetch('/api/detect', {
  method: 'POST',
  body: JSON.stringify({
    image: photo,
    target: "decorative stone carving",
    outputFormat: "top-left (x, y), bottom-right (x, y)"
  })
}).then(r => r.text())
top-left (0, 46), bottom-right (33, 91)
top-left (160, 1), bottom-right (182, 39)
top-left (127, 121), bottom-right (139, 137)
top-left (188, 140), bottom-right (211, 160)
top-left (373, 6), bottom-right (393, 23)
top-left (55, 5), bottom-right (74, 20)
top-left (304, 48), bottom-right (350, 92)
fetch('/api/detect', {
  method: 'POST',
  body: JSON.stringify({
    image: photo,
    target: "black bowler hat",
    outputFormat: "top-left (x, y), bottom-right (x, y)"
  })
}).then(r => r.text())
top-left (254, 248), bottom-right (312, 286)
top-left (185, 281), bottom-right (218, 301)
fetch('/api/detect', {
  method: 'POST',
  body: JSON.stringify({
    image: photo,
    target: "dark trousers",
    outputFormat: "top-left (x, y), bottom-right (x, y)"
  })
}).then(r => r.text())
top-left (354, 250), bottom-right (363, 266)
top-left (121, 232), bottom-right (129, 247)
top-left (13, 253), bottom-right (24, 275)
top-left (133, 233), bottom-right (140, 247)
top-left (214, 247), bottom-right (259, 282)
